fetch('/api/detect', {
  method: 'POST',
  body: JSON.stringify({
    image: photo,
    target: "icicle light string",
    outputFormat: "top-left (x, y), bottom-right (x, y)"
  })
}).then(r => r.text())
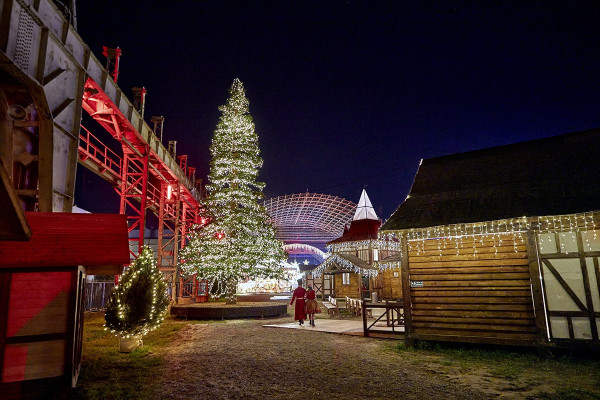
top-left (379, 212), bottom-right (599, 257)
top-left (313, 254), bottom-right (380, 278)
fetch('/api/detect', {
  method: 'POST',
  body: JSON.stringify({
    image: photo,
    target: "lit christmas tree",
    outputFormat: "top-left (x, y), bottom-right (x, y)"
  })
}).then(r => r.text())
top-left (179, 78), bottom-right (286, 304)
top-left (104, 246), bottom-right (169, 339)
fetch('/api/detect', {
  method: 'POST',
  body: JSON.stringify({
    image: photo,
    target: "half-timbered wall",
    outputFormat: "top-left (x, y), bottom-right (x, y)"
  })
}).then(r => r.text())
top-left (537, 229), bottom-right (600, 343)
top-left (405, 233), bottom-right (538, 345)
top-left (304, 273), bottom-right (333, 299)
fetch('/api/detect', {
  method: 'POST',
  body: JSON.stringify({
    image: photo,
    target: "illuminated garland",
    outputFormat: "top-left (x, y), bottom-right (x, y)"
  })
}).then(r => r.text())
top-left (313, 254), bottom-right (380, 278)
top-left (327, 239), bottom-right (402, 253)
top-left (376, 261), bottom-right (401, 271)
top-left (104, 246), bottom-right (169, 338)
top-left (179, 79), bottom-right (286, 302)
top-left (379, 211), bottom-right (599, 257)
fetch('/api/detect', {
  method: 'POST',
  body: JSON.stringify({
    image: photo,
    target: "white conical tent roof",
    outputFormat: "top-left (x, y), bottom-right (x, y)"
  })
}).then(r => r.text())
top-left (353, 189), bottom-right (379, 221)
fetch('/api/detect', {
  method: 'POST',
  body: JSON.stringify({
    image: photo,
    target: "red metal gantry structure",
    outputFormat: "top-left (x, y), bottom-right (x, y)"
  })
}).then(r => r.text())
top-left (78, 57), bottom-right (206, 298)
top-left (0, 1), bottom-right (207, 395)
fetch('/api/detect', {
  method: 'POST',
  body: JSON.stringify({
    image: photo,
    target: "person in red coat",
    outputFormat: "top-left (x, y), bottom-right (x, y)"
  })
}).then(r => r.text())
top-left (304, 285), bottom-right (320, 326)
top-left (290, 280), bottom-right (306, 325)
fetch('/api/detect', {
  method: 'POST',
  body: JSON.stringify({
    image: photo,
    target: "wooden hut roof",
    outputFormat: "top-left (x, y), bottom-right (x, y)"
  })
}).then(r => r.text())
top-left (0, 212), bottom-right (130, 274)
top-left (328, 190), bottom-right (382, 244)
top-left (328, 219), bottom-right (381, 244)
top-left (381, 129), bottom-right (600, 231)
top-left (321, 253), bottom-right (375, 274)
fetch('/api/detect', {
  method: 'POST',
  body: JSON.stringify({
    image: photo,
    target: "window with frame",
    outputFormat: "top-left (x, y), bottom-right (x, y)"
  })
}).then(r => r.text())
top-left (342, 272), bottom-right (350, 285)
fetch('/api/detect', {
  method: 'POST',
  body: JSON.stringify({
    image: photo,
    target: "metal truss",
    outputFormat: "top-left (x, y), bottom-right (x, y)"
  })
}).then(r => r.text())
top-left (79, 76), bottom-right (206, 300)
top-left (264, 193), bottom-right (356, 246)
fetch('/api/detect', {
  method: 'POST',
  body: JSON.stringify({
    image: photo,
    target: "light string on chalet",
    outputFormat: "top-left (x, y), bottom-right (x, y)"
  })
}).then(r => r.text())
top-left (327, 239), bottom-right (403, 253)
top-left (311, 212), bottom-right (598, 277)
top-left (312, 254), bottom-right (380, 278)
top-left (379, 211), bottom-right (599, 257)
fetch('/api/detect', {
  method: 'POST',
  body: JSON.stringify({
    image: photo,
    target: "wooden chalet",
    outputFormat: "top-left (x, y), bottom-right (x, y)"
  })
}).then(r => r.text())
top-left (380, 129), bottom-right (600, 348)
top-left (0, 212), bottom-right (129, 399)
top-left (314, 190), bottom-right (402, 301)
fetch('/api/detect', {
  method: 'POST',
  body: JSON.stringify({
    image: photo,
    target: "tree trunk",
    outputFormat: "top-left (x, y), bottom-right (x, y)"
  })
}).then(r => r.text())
top-left (225, 278), bottom-right (237, 304)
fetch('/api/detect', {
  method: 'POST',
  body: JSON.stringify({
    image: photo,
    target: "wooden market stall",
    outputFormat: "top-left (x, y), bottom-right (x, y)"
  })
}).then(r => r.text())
top-left (315, 190), bottom-right (402, 302)
top-left (379, 129), bottom-right (600, 348)
top-left (0, 212), bottom-right (129, 399)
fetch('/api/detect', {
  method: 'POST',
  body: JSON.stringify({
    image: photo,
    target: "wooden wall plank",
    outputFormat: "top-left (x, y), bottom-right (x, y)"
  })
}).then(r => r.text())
top-left (410, 266), bottom-right (529, 275)
top-left (414, 303), bottom-right (533, 311)
top-left (411, 289), bottom-right (532, 297)
top-left (412, 310), bottom-right (535, 318)
top-left (410, 252), bottom-right (528, 262)
top-left (409, 272), bottom-right (531, 281)
top-left (412, 296), bottom-right (532, 304)
top-left (406, 233), bottom-right (538, 345)
top-left (409, 258), bottom-right (529, 268)
top-left (407, 279), bottom-right (531, 287)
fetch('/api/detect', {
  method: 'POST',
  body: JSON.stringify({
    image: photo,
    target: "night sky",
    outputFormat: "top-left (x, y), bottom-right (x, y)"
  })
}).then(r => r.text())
top-left (74, 1), bottom-right (600, 222)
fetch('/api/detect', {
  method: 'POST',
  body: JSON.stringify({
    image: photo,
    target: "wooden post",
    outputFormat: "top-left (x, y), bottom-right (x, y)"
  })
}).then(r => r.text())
top-left (362, 300), bottom-right (368, 337)
top-left (400, 236), bottom-right (414, 347)
top-left (576, 231), bottom-right (599, 341)
top-left (525, 230), bottom-right (549, 347)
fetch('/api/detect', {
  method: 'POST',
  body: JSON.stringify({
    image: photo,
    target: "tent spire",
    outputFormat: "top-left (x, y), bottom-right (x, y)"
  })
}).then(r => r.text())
top-left (353, 189), bottom-right (378, 221)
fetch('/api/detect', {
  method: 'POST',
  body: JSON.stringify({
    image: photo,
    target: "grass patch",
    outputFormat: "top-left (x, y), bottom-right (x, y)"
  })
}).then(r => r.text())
top-left (395, 340), bottom-right (600, 397)
top-left (71, 312), bottom-right (190, 400)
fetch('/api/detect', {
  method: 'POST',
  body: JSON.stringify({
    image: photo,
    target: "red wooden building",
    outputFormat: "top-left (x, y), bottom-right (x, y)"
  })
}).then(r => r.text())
top-left (0, 212), bottom-right (129, 399)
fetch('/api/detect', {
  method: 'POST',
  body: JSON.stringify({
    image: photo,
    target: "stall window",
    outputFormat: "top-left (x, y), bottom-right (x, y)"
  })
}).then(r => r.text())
top-left (342, 272), bottom-right (350, 285)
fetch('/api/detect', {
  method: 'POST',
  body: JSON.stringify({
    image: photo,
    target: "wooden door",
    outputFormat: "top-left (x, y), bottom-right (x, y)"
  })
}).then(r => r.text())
top-left (537, 230), bottom-right (600, 343)
top-left (322, 274), bottom-right (333, 298)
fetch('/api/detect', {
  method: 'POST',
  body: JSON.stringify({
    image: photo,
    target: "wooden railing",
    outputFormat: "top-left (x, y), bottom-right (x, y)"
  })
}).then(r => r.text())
top-left (362, 300), bottom-right (405, 337)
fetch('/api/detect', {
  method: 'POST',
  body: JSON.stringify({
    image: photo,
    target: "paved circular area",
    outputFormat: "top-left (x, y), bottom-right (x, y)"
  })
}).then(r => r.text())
top-left (170, 302), bottom-right (288, 320)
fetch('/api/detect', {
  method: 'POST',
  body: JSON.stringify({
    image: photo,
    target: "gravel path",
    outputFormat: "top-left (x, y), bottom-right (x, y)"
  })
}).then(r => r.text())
top-left (150, 310), bottom-right (493, 400)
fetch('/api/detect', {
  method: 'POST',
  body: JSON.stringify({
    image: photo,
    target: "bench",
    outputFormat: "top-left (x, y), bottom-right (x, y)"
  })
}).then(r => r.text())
top-left (322, 296), bottom-right (339, 317)
top-left (345, 297), bottom-right (372, 318)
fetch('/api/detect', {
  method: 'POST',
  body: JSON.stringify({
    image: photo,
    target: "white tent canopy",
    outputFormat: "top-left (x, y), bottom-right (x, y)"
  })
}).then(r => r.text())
top-left (352, 189), bottom-right (379, 221)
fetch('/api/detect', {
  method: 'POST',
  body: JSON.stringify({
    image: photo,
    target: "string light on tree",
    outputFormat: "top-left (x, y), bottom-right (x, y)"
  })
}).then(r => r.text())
top-left (179, 78), bottom-right (286, 304)
top-left (104, 246), bottom-right (169, 338)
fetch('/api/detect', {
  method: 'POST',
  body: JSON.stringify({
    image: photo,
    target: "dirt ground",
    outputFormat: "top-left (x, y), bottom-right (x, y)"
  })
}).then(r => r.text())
top-left (147, 305), bottom-right (587, 400)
